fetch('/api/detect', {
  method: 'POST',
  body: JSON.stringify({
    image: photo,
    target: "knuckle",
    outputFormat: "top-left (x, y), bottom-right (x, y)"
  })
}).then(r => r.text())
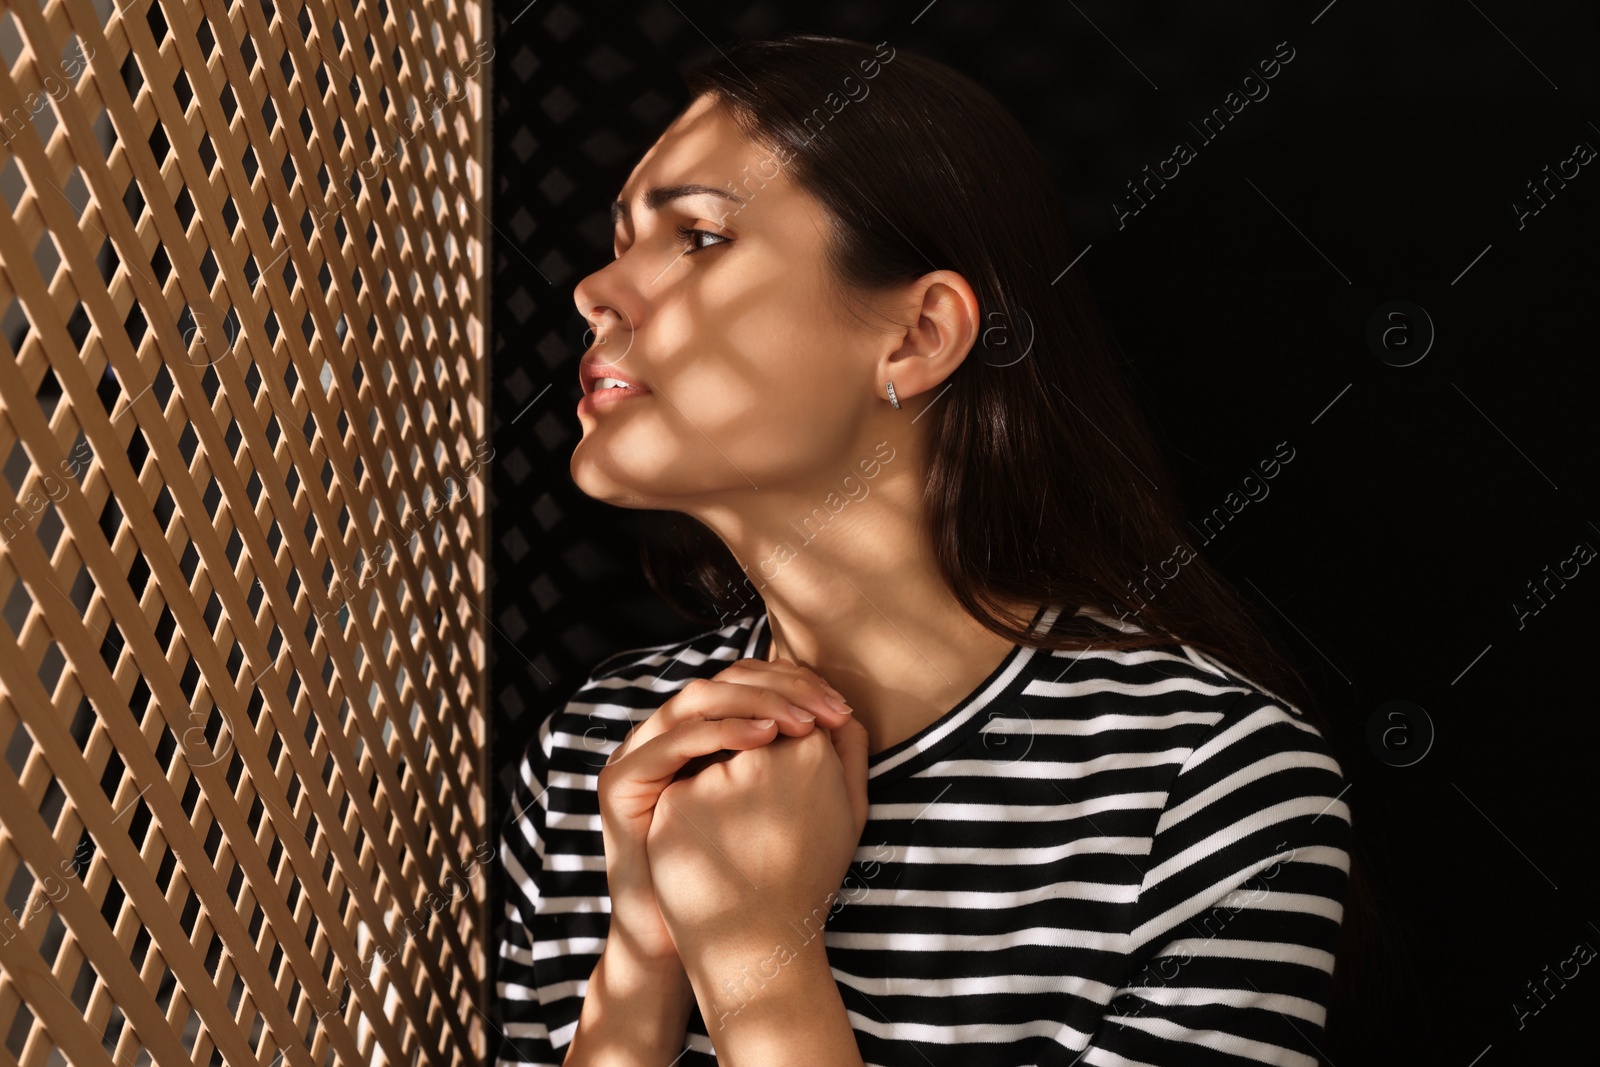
top-left (787, 667), bottom-right (825, 694)
top-left (645, 703), bottom-right (677, 733)
top-left (802, 668), bottom-right (836, 693)
top-left (772, 671), bottom-right (806, 697)
top-left (665, 681), bottom-right (710, 721)
top-left (714, 659), bottom-right (760, 681)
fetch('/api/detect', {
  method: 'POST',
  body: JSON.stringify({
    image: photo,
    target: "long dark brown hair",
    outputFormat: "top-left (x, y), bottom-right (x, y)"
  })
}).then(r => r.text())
top-left (632, 31), bottom-right (1392, 1053)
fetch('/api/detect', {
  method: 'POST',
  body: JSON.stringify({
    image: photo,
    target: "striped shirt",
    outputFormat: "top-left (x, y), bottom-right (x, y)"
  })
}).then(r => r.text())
top-left (493, 604), bottom-right (1352, 1066)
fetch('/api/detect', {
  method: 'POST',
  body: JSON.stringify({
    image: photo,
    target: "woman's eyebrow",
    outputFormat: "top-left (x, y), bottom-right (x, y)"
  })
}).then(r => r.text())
top-left (610, 183), bottom-right (746, 228)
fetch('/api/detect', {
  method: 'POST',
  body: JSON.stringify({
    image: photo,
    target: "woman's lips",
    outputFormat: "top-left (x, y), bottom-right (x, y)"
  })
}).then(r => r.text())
top-left (577, 383), bottom-right (650, 416)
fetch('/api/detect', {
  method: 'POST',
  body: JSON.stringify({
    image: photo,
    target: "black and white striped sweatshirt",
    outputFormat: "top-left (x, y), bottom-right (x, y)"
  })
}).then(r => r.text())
top-left (493, 604), bottom-right (1352, 1066)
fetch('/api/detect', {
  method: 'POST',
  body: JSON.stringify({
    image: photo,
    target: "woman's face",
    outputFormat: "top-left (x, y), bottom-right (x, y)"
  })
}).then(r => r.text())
top-left (570, 94), bottom-right (907, 514)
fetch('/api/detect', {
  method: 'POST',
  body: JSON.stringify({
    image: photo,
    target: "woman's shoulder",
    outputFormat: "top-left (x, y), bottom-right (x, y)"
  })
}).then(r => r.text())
top-left (1032, 604), bottom-right (1341, 772)
top-left (1050, 604), bottom-right (1314, 714)
top-left (1045, 606), bottom-right (1352, 852)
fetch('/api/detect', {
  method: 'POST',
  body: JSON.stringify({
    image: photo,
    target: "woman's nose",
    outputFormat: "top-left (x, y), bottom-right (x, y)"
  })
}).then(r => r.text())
top-left (569, 301), bottom-right (632, 368)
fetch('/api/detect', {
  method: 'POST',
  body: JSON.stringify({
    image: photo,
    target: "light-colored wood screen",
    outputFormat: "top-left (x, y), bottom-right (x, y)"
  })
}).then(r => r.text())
top-left (0, 0), bottom-right (492, 1061)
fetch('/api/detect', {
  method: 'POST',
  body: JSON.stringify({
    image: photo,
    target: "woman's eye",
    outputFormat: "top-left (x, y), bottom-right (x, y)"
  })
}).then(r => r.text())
top-left (675, 224), bottom-right (731, 254)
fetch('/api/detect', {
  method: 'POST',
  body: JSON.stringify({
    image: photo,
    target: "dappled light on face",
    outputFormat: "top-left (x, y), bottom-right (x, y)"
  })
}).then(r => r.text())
top-left (572, 102), bottom-right (873, 512)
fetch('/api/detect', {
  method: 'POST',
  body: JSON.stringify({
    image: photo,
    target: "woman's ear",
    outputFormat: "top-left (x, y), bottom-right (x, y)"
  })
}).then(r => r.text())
top-left (878, 270), bottom-right (982, 403)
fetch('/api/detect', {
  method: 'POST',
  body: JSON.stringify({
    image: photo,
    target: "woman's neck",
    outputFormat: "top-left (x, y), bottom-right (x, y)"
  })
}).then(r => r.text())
top-left (687, 452), bottom-right (1038, 756)
top-left (762, 604), bottom-right (1030, 756)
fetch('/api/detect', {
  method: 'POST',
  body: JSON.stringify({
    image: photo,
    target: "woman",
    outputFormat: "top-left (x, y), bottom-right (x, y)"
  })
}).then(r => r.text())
top-left (496, 32), bottom-right (1353, 1067)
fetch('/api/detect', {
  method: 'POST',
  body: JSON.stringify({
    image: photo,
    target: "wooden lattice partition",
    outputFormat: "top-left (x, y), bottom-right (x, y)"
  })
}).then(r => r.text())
top-left (0, 0), bottom-right (493, 1061)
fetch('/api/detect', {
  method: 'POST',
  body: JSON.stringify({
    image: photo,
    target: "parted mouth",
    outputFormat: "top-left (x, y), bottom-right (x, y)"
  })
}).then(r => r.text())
top-left (579, 358), bottom-right (650, 396)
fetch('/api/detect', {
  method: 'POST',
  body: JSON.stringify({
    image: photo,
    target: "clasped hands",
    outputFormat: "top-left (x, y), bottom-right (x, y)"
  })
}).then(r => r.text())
top-left (595, 657), bottom-right (869, 1008)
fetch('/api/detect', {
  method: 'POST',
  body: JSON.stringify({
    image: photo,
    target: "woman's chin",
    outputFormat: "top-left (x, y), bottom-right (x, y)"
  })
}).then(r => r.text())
top-left (569, 450), bottom-right (653, 509)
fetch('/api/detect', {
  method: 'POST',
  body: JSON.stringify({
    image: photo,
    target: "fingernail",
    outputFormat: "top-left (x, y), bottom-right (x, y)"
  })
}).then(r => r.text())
top-left (754, 718), bottom-right (776, 728)
top-left (822, 694), bottom-right (849, 715)
top-left (787, 704), bottom-right (815, 723)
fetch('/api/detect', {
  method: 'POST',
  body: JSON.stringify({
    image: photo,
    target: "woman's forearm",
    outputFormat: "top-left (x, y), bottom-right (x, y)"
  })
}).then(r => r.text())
top-left (564, 938), bottom-right (697, 1066)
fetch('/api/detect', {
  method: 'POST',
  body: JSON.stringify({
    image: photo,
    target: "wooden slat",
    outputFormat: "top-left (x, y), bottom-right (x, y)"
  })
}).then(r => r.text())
top-left (0, 0), bottom-right (491, 1062)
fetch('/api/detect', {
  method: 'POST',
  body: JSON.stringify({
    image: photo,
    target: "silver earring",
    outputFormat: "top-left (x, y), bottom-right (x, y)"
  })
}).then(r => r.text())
top-left (885, 382), bottom-right (901, 409)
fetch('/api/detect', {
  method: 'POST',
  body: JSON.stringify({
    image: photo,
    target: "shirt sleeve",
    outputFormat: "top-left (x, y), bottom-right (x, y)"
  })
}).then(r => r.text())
top-left (492, 719), bottom-right (564, 1066)
top-left (1080, 692), bottom-right (1353, 1067)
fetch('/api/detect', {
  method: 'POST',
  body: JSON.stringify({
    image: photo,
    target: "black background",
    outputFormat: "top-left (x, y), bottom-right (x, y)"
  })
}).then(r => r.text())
top-left (484, 2), bottom-right (1600, 1063)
